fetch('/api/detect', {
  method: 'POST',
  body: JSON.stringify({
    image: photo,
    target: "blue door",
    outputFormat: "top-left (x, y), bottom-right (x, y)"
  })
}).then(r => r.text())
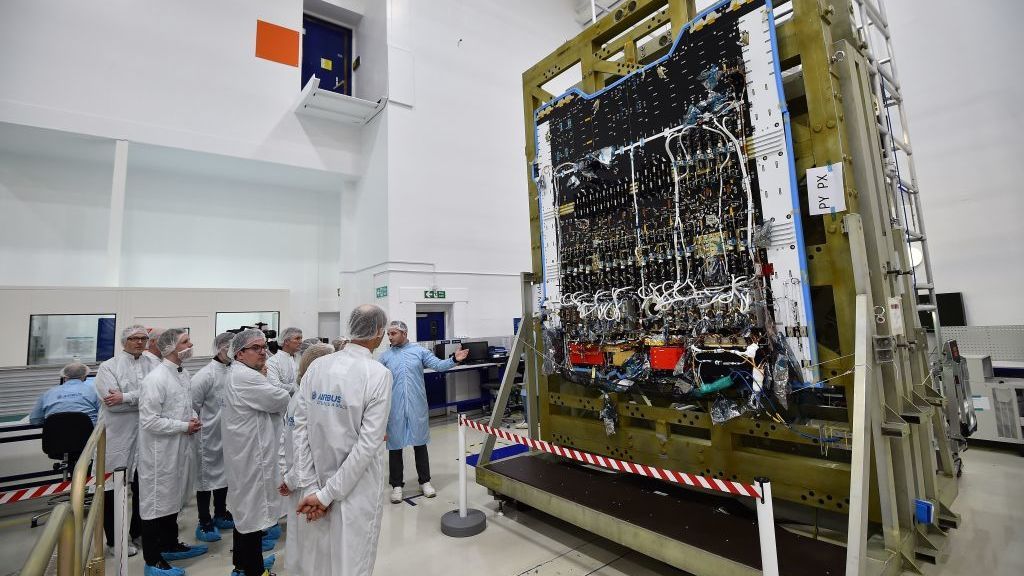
top-left (416, 312), bottom-right (445, 342)
top-left (302, 15), bottom-right (353, 95)
top-left (417, 312), bottom-right (447, 408)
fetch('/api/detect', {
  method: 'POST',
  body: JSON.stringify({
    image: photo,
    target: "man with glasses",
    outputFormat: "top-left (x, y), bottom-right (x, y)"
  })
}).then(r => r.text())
top-left (222, 329), bottom-right (291, 576)
top-left (94, 324), bottom-right (151, 557)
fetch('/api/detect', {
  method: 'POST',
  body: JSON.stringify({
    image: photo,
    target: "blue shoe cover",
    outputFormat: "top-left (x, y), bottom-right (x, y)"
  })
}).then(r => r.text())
top-left (264, 524), bottom-right (282, 540)
top-left (162, 543), bottom-right (208, 561)
top-left (195, 524), bottom-right (221, 542)
top-left (144, 564), bottom-right (185, 576)
top-left (213, 515), bottom-right (235, 530)
top-left (260, 536), bottom-right (275, 552)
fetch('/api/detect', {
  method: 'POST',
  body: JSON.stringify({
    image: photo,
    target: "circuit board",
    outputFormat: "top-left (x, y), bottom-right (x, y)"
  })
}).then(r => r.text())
top-left (534, 0), bottom-right (817, 424)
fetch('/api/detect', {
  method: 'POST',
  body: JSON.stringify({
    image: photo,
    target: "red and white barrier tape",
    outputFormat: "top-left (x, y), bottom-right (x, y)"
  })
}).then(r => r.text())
top-left (461, 415), bottom-right (761, 499)
top-left (0, 472), bottom-right (112, 505)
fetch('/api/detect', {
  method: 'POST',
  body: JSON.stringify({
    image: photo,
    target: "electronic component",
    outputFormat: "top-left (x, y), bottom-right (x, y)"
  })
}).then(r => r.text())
top-left (533, 0), bottom-right (816, 422)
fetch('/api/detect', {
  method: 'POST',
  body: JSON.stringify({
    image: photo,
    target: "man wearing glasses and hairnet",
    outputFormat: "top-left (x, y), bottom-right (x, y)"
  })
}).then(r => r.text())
top-left (94, 324), bottom-right (152, 557)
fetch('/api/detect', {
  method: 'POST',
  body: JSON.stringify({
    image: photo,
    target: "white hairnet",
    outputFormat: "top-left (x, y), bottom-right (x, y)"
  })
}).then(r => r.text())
top-left (213, 332), bottom-right (234, 354)
top-left (157, 328), bottom-right (187, 357)
top-left (61, 362), bottom-right (90, 381)
top-left (120, 324), bottom-right (149, 345)
top-left (279, 327), bottom-right (303, 342)
top-left (229, 328), bottom-right (266, 358)
top-left (147, 327), bottom-right (165, 344)
top-left (299, 337), bottom-right (322, 354)
top-left (348, 304), bottom-right (388, 340)
top-left (331, 338), bottom-right (348, 351)
top-left (388, 320), bottom-right (408, 333)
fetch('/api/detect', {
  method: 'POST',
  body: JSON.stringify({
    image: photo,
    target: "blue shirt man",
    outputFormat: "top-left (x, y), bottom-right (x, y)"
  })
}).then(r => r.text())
top-left (30, 363), bottom-right (100, 425)
top-left (379, 320), bottom-right (468, 503)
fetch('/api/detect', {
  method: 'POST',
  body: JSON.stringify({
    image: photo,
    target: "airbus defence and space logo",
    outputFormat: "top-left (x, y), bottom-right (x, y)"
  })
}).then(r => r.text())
top-left (310, 389), bottom-right (346, 409)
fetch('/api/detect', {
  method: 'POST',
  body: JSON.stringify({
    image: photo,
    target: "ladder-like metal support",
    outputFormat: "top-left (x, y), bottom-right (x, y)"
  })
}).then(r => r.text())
top-left (850, 0), bottom-right (942, 348)
top-left (478, 272), bottom-right (538, 466)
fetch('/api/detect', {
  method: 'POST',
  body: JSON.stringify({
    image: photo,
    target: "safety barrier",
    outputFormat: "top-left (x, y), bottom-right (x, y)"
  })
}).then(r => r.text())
top-left (454, 414), bottom-right (780, 575)
top-left (20, 423), bottom-right (106, 576)
top-left (0, 473), bottom-right (111, 504)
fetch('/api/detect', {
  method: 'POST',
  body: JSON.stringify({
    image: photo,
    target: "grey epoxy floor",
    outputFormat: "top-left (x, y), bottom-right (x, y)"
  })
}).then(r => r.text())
top-left (1, 418), bottom-right (1021, 575)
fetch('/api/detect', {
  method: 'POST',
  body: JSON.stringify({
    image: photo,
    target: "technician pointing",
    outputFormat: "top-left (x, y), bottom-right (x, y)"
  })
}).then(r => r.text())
top-left (380, 320), bottom-right (468, 503)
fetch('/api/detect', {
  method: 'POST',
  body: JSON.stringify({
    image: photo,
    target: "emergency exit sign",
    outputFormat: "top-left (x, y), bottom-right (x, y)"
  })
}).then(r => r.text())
top-left (375, 286), bottom-right (388, 298)
top-left (423, 289), bottom-right (446, 299)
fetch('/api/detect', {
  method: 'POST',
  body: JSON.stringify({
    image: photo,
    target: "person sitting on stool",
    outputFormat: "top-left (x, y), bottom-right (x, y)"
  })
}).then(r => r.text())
top-left (30, 362), bottom-right (99, 426)
top-left (380, 320), bottom-right (468, 503)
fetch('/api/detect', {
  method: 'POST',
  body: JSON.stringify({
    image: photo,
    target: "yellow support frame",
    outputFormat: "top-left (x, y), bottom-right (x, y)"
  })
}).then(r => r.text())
top-left (508, 1), bottom-right (961, 573)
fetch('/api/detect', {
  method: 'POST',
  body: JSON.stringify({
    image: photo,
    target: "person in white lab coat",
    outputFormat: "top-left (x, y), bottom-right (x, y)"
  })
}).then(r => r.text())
top-left (294, 304), bottom-right (393, 576)
top-left (222, 329), bottom-right (291, 576)
top-left (191, 332), bottom-right (236, 543)
top-left (142, 327), bottom-right (165, 373)
top-left (138, 328), bottom-right (206, 576)
top-left (266, 327), bottom-right (302, 395)
top-left (278, 342), bottom-right (334, 576)
top-left (94, 324), bottom-right (150, 557)
top-left (263, 326), bottom-right (302, 543)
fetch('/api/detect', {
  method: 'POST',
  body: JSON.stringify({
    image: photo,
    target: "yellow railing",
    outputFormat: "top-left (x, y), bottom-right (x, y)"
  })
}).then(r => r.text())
top-left (20, 423), bottom-right (106, 576)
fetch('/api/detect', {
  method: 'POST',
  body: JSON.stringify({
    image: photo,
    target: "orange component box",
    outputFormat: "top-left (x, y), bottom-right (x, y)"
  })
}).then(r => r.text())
top-left (649, 346), bottom-right (685, 370)
top-left (569, 343), bottom-right (605, 366)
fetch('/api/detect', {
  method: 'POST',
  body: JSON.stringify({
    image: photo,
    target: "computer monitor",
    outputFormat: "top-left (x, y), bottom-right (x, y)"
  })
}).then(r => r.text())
top-left (462, 341), bottom-right (489, 362)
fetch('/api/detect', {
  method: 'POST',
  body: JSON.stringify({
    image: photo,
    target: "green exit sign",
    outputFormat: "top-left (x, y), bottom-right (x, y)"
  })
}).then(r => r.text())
top-left (375, 286), bottom-right (388, 298)
top-left (423, 289), bottom-right (446, 299)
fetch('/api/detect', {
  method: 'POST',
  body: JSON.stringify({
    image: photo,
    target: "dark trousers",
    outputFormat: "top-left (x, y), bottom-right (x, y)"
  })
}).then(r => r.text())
top-left (196, 487), bottom-right (228, 526)
top-left (232, 528), bottom-right (265, 576)
top-left (103, 472), bottom-right (142, 546)
top-left (141, 513), bottom-right (178, 566)
top-left (389, 444), bottom-right (430, 487)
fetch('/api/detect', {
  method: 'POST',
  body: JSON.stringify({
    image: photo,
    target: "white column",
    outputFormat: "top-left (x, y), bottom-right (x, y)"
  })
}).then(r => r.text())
top-left (105, 140), bottom-right (129, 286)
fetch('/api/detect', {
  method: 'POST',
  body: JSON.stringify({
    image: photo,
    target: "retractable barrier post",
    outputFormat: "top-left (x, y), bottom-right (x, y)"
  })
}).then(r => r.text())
top-left (440, 415), bottom-right (486, 537)
top-left (755, 477), bottom-right (779, 576)
top-left (113, 466), bottom-right (129, 576)
top-left (458, 417), bottom-right (468, 518)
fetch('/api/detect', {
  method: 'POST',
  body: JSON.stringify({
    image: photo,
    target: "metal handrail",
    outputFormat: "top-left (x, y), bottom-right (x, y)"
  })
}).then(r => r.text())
top-left (20, 422), bottom-right (106, 576)
top-left (20, 502), bottom-right (74, 575)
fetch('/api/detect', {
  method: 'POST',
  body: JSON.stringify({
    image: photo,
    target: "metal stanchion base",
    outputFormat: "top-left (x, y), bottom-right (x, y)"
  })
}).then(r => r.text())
top-left (440, 508), bottom-right (486, 537)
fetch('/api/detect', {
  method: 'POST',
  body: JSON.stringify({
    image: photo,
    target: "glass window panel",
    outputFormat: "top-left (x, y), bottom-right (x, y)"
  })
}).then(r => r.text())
top-left (27, 314), bottom-right (117, 366)
top-left (215, 311), bottom-right (280, 336)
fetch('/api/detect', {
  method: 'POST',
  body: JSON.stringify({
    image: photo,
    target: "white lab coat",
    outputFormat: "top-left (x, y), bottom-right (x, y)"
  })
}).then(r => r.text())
top-left (266, 350), bottom-right (298, 395)
top-left (141, 350), bottom-right (162, 374)
top-left (266, 350), bottom-right (298, 517)
top-left (191, 359), bottom-right (230, 491)
top-left (293, 344), bottom-right (392, 576)
top-left (94, 350), bottom-right (147, 478)
top-left (222, 361), bottom-right (291, 534)
top-left (279, 394), bottom-right (314, 576)
top-left (138, 360), bottom-right (197, 520)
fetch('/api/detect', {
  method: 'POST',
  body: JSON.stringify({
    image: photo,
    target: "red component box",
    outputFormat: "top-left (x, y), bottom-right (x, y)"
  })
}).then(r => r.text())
top-left (649, 346), bottom-right (685, 370)
top-left (569, 343), bottom-right (605, 366)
